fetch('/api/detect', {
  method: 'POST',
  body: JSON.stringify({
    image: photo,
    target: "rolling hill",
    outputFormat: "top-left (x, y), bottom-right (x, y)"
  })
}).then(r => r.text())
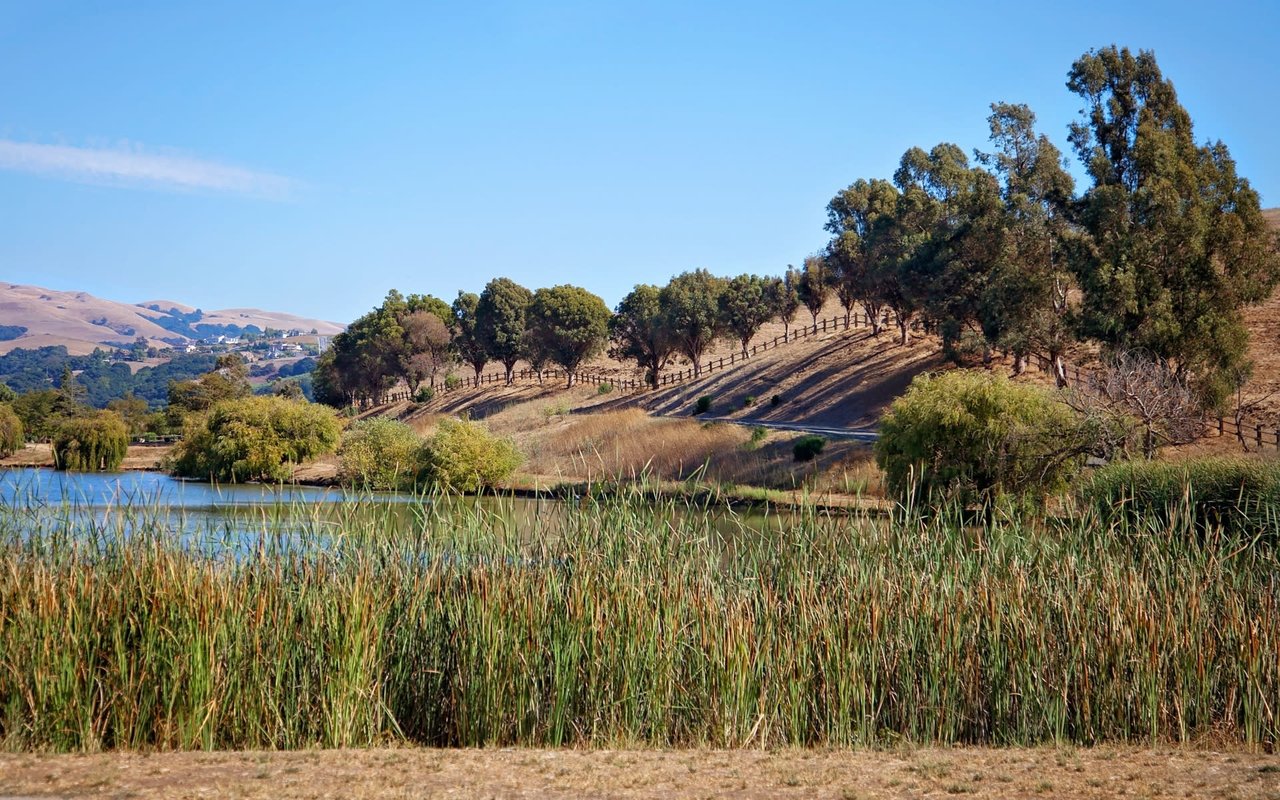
top-left (0, 282), bottom-right (344, 355)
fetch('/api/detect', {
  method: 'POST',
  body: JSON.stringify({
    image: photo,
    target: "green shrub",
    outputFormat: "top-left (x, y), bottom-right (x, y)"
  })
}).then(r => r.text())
top-left (793, 435), bottom-right (826, 462)
top-left (597, 382), bottom-right (614, 395)
top-left (743, 395), bottom-right (756, 407)
top-left (421, 418), bottom-right (523, 492)
top-left (414, 386), bottom-right (435, 404)
top-left (170, 396), bottom-right (342, 483)
top-left (694, 395), bottom-right (713, 415)
top-left (875, 371), bottom-right (1085, 508)
top-left (339, 418), bottom-right (425, 491)
top-left (0, 404), bottom-right (23, 457)
top-left (52, 411), bottom-right (129, 472)
top-left (747, 426), bottom-right (768, 449)
top-left (770, 394), bottom-right (781, 407)
top-left (1081, 457), bottom-right (1280, 536)
top-left (444, 374), bottom-right (462, 390)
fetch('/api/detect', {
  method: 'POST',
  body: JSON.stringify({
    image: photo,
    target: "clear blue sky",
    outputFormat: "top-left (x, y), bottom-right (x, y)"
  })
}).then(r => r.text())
top-left (2, 1), bottom-right (1277, 324)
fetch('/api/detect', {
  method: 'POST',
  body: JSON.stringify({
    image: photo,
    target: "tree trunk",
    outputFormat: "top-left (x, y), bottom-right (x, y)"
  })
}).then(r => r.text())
top-left (1052, 353), bottom-right (1067, 388)
top-left (898, 316), bottom-right (910, 346)
top-left (1012, 353), bottom-right (1027, 376)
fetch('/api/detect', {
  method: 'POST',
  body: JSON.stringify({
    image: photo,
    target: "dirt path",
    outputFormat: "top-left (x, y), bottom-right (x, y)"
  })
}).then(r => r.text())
top-left (1, 746), bottom-right (1276, 799)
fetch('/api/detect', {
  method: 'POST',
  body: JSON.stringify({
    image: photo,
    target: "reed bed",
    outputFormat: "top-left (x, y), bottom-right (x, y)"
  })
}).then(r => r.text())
top-left (0, 490), bottom-right (1277, 752)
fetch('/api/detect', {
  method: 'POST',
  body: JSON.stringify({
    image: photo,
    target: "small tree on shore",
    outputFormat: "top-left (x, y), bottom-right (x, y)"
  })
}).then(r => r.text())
top-left (52, 411), bottom-right (129, 472)
top-left (0, 404), bottom-right (23, 457)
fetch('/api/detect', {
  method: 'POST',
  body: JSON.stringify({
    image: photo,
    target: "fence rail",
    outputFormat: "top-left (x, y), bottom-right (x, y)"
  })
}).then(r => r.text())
top-left (367, 313), bottom-right (1280, 453)
top-left (372, 310), bottom-right (889, 406)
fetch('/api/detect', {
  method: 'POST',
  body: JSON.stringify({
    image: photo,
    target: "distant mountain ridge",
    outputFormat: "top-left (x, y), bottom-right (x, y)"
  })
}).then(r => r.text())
top-left (0, 282), bottom-right (345, 355)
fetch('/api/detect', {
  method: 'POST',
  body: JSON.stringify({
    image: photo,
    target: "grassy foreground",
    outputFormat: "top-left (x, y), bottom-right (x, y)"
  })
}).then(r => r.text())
top-left (0, 491), bottom-right (1277, 751)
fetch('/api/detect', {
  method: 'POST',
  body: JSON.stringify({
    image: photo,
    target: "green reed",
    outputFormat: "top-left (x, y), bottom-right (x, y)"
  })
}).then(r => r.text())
top-left (0, 488), bottom-right (1276, 751)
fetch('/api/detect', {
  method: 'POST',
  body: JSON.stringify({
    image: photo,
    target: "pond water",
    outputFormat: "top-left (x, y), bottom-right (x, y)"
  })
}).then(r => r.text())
top-left (0, 466), bottom-right (797, 545)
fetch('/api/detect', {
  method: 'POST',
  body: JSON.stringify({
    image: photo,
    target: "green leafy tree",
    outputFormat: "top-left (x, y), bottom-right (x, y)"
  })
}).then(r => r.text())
top-left (167, 353), bottom-right (252, 417)
top-left (718, 274), bottom-right (773, 356)
top-left (1067, 45), bottom-right (1280, 408)
top-left (660, 269), bottom-right (725, 377)
top-left (763, 274), bottom-right (799, 338)
top-left (875, 371), bottom-right (1088, 509)
top-left (476, 278), bottom-right (534, 385)
top-left (0, 404), bottom-right (23, 457)
top-left (52, 410), bottom-right (129, 472)
top-left (170, 395), bottom-right (342, 483)
top-left (824, 178), bottom-right (900, 337)
top-left (609, 284), bottom-right (675, 389)
top-left (0, 384), bottom-right (15, 404)
top-left (795, 255), bottom-right (831, 326)
top-left (107, 394), bottom-right (150, 435)
top-left (450, 291), bottom-right (489, 381)
top-left (528, 285), bottom-right (611, 388)
top-left (892, 143), bottom-right (1000, 352)
top-left (975, 102), bottom-right (1077, 378)
top-left (10, 389), bottom-right (61, 441)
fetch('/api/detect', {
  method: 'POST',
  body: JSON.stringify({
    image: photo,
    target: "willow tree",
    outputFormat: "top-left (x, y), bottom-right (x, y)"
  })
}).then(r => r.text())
top-left (1067, 46), bottom-right (1280, 408)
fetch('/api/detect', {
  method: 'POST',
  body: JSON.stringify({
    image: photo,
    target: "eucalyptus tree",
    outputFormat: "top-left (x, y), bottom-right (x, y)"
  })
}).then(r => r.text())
top-left (1067, 45), bottom-right (1280, 407)
top-left (975, 102), bottom-right (1077, 379)
top-left (824, 178), bottom-right (899, 336)
top-left (795, 255), bottom-right (831, 326)
top-left (768, 269), bottom-right (802, 337)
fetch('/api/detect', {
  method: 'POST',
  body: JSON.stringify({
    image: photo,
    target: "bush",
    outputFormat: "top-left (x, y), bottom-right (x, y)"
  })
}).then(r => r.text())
top-left (52, 411), bottom-right (129, 472)
top-left (420, 418), bottom-right (523, 493)
top-left (339, 418), bottom-right (425, 491)
top-left (1081, 457), bottom-right (1280, 537)
top-left (597, 382), bottom-right (614, 395)
top-left (875, 371), bottom-right (1085, 508)
top-left (793, 435), bottom-right (826, 462)
top-left (694, 395), bottom-right (713, 415)
top-left (743, 395), bottom-right (756, 407)
top-left (170, 396), bottom-right (342, 483)
top-left (770, 394), bottom-right (782, 407)
top-left (444, 374), bottom-right (462, 390)
top-left (414, 386), bottom-right (435, 404)
top-left (0, 404), bottom-right (23, 457)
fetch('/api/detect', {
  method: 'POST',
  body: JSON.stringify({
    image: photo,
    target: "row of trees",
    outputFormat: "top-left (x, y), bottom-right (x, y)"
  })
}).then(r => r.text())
top-left (822, 46), bottom-right (1280, 409)
top-left (314, 263), bottom-right (842, 405)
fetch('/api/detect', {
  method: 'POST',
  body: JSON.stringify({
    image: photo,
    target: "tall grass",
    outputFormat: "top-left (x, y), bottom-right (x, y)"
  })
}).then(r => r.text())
top-left (0, 489), bottom-right (1276, 751)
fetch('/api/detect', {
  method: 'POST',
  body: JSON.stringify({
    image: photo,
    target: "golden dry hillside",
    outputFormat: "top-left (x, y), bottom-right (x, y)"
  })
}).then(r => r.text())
top-left (0, 282), bottom-right (344, 354)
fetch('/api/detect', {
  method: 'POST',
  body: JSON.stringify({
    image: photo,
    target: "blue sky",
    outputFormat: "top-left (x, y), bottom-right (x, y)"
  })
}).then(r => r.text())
top-left (1, 1), bottom-right (1277, 324)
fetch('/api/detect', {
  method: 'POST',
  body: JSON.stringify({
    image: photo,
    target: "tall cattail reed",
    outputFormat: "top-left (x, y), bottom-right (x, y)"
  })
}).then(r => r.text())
top-left (0, 487), bottom-right (1276, 751)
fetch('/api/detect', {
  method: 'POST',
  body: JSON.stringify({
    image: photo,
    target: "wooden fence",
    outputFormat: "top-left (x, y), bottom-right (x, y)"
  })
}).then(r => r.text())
top-left (376, 310), bottom-right (890, 405)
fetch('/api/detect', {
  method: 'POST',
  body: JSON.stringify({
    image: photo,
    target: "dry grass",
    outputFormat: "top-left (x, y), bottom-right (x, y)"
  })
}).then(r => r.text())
top-left (1, 746), bottom-right (1276, 799)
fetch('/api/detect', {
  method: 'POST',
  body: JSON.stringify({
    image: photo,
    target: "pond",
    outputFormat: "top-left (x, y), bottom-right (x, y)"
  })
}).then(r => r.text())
top-left (0, 466), bottom-right (799, 546)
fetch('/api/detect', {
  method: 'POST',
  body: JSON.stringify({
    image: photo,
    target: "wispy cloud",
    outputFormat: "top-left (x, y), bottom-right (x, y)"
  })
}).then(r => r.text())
top-left (0, 139), bottom-right (294, 199)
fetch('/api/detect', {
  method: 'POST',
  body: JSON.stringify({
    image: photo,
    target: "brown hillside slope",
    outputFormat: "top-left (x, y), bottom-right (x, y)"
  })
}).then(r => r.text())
top-left (0, 282), bottom-right (343, 354)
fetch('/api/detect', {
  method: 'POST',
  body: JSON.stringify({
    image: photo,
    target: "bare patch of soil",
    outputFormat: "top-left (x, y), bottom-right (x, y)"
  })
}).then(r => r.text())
top-left (1, 746), bottom-right (1276, 799)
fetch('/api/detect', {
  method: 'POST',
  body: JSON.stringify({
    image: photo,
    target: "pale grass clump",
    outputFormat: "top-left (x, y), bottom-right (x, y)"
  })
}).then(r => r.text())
top-left (525, 409), bottom-right (749, 481)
